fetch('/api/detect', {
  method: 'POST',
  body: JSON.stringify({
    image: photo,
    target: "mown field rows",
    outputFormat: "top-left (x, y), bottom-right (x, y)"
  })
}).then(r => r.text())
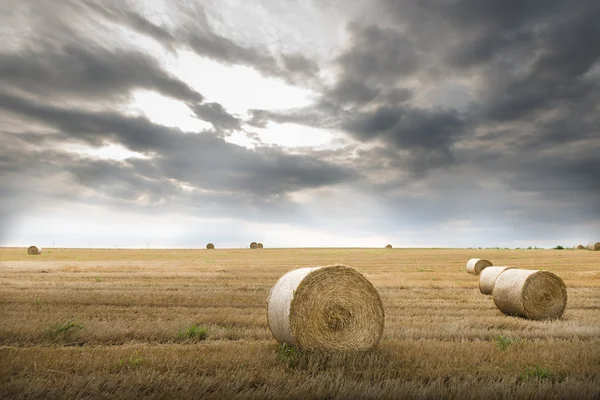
top-left (1, 248), bottom-right (599, 399)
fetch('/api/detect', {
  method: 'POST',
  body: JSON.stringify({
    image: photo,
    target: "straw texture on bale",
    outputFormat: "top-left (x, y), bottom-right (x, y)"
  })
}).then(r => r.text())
top-left (493, 269), bottom-right (567, 320)
top-left (257, 243), bottom-right (264, 249)
top-left (572, 244), bottom-right (585, 250)
top-left (267, 264), bottom-right (384, 351)
top-left (250, 242), bottom-right (258, 249)
top-left (206, 243), bottom-right (214, 249)
top-left (385, 244), bottom-right (392, 249)
top-left (466, 258), bottom-right (493, 275)
top-left (479, 266), bottom-right (514, 295)
top-left (27, 246), bottom-right (43, 255)
top-left (588, 241), bottom-right (600, 251)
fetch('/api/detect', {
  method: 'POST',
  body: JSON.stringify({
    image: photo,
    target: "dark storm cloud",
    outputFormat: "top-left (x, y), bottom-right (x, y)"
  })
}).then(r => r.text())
top-left (281, 53), bottom-right (320, 80)
top-left (0, 40), bottom-right (203, 104)
top-left (190, 102), bottom-right (241, 132)
top-left (319, 23), bottom-right (419, 108)
top-left (0, 92), bottom-right (356, 198)
top-left (256, 1), bottom-right (600, 182)
top-left (378, 0), bottom-right (600, 121)
top-left (343, 106), bottom-right (466, 150)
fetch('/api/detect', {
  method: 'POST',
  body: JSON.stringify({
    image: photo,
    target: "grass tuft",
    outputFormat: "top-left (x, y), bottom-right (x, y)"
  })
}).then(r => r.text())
top-left (178, 324), bottom-right (208, 340)
top-left (45, 319), bottom-right (85, 338)
top-left (519, 365), bottom-right (561, 382)
top-left (117, 350), bottom-right (145, 370)
top-left (277, 343), bottom-right (302, 368)
top-left (495, 335), bottom-right (519, 350)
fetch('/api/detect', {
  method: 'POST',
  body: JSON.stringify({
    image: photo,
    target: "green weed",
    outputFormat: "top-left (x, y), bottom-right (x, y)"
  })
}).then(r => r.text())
top-left (45, 319), bottom-right (85, 338)
top-left (118, 350), bottom-right (145, 370)
top-left (495, 335), bottom-right (519, 350)
top-left (278, 343), bottom-right (302, 368)
top-left (519, 365), bottom-right (561, 382)
top-left (178, 324), bottom-right (208, 340)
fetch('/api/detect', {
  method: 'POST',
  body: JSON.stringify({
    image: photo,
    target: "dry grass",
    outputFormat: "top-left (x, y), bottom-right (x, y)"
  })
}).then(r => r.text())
top-left (1, 247), bottom-right (600, 399)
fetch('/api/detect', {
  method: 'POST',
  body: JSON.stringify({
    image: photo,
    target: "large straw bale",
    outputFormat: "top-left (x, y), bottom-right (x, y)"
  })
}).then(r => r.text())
top-left (385, 244), bottom-right (392, 249)
top-left (479, 266), bottom-right (514, 295)
top-left (257, 243), bottom-right (264, 249)
top-left (27, 246), bottom-right (43, 255)
top-left (267, 264), bottom-right (384, 351)
top-left (493, 269), bottom-right (567, 320)
top-left (588, 241), bottom-right (600, 251)
top-left (250, 242), bottom-right (258, 249)
top-left (572, 244), bottom-right (585, 250)
top-left (466, 258), bottom-right (493, 275)
top-left (206, 243), bottom-right (215, 249)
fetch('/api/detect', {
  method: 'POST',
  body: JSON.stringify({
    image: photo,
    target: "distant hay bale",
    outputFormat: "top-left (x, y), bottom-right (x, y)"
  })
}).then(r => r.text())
top-left (267, 264), bottom-right (385, 351)
top-left (206, 243), bottom-right (215, 250)
top-left (385, 244), bottom-right (392, 249)
top-left (250, 242), bottom-right (258, 249)
top-left (27, 246), bottom-right (43, 255)
top-left (466, 258), bottom-right (493, 275)
top-left (587, 241), bottom-right (600, 251)
top-left (257, 243), bottom-right (264, 249)
top-left (572, 244), bottom-right (585, 250)
top-left (479, 266), bottom-right (515, 295)
top-left (493, 269), bottom-right (567, 320)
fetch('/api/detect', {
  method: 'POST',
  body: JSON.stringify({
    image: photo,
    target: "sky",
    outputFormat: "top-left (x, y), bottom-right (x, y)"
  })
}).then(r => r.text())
top-left (1, 0), bottom-right (599, 249)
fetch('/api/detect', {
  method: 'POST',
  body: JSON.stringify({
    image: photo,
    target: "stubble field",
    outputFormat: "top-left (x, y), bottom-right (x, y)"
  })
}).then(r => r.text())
top-left (1, 247), bottom-right (599, 399)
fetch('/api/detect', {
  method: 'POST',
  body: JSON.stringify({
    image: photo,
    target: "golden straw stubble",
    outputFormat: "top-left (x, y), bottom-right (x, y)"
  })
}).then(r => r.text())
top-left (267, 265), bottom-right (384, 352)
top-left (493, 269), bottom-right (567, 320)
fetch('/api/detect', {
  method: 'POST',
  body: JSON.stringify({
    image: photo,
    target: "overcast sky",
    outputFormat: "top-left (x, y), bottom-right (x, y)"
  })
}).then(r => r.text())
top-left (1, 0), bottom-right (599, 249)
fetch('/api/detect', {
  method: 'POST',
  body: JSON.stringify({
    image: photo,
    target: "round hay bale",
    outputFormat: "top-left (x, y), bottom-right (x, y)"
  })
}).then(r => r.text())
top-left (479, 266), bottom-right (515, 295)
top-left (267, 264), bottom-right (385, 351)
top-left (587, 241), bottom-right (600, 251)
top-left (466, 258), bottom-right (492, 275)
top-left (572, 244), bottom-right (585, 250)
top-left (27, 246), bottom-right (43, 255)
top-left (493, 269), bottom-right (567, 320)
top-left (385, 244), bottom-right (392, 249)
top-left (206, 243), bottom-right (215, 249)
top-left (250, 242), bottom-right (258, 249)
top-left (257, 243), bottom-right (264, 249)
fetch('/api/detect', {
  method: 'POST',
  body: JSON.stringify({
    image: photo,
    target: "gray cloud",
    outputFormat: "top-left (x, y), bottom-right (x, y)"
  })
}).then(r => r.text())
top-left (0, 40), bottom-right (203, 104)
top-left (0, 91), bottom-right (357, 202)
top-left (191, 103), bottom-right (242, 132)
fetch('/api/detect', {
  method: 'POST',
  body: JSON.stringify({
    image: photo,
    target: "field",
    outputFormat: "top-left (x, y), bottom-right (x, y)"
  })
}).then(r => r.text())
top-left (1, 247), bottom-right (599, 399)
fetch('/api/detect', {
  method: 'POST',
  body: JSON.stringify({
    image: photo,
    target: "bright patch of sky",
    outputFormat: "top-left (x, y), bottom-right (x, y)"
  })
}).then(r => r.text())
top-left (166, 51), bottom-right (316, 117)
top-left (62, 143), bottom-right (151, 161)
top-left (125, 90), bottom-right (212, 132)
